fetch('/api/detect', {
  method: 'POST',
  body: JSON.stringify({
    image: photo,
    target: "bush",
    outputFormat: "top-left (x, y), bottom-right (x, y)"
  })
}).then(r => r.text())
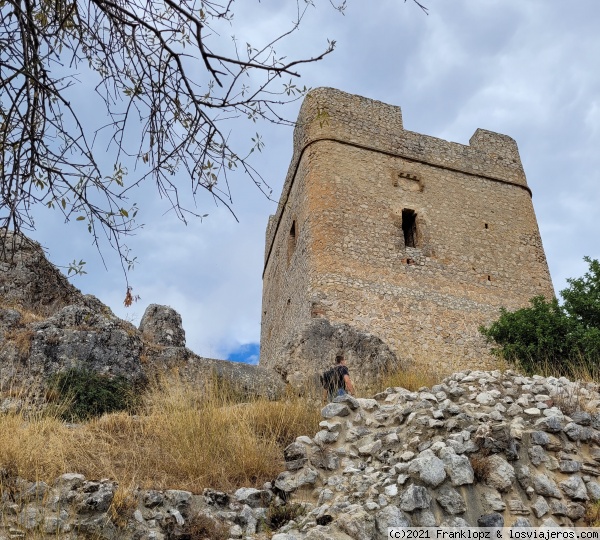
top-left (166, 513), bottom-right (229, 540)
top-left (48, 368), bottom-right (136, 421)
top-left (263, 502), bottom-right (305, 531)
top-left (480, 257), bottom-right (600, 377)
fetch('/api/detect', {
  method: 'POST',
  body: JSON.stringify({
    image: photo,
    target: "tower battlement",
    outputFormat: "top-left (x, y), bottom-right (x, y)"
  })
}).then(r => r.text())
top-left (261, 88), bottom-right (553, 382)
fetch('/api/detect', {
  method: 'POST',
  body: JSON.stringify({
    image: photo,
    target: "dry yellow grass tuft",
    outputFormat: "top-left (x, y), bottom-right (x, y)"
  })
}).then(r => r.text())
top-left (0, 301), bottom-right (45, 324)
top-left (361, 352), bottom-right (513, 396)
top-left (470, 453), bottom-right (493, 482)
top-left (3, 327), bottom-right (35, 359)
top-left (546, 355), bottom-right (600, 383)
top-left (0, 413), bottom-right (75, 481)
top-left (363, 362), bottom-right (444, 394)
top-left (0, 374), bottom-right (321, 493)
top-left (585, 499), bottom-right (600, 527)
top-left (109, 481), bottom-right (139, 529)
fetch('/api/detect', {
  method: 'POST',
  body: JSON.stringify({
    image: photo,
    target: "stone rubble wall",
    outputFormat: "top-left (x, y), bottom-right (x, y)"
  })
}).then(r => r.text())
top-left (3, 370), bottom-right (600, 539)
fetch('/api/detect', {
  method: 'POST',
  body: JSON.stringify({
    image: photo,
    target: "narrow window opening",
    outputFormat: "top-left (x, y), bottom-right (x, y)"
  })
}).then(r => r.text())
top-left (484, 223), bottom-right (489, 229)
top-left (402, 209), bottom-right (418, 248)
top-left (287, 220), bottom-right (297, 264)
top-left (487, 275), bottom-right (491, 281)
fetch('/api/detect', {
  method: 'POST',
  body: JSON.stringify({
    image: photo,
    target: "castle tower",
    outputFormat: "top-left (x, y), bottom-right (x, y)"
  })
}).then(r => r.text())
top-left (260, 88), bottom-right (553, 382)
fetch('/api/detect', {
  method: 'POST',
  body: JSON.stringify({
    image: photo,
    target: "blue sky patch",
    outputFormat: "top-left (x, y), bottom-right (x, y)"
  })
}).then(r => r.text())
top-left (227, 343), bottom-right (260, 365)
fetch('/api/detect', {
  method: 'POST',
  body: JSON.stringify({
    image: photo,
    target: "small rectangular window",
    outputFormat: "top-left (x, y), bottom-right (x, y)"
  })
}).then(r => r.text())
top-left (402, 209), bottom-right (418, 248)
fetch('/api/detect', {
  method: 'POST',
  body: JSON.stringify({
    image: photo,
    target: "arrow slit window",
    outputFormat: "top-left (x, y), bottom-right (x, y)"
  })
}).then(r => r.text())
top-left (402, 209), bottom-right (418, 248)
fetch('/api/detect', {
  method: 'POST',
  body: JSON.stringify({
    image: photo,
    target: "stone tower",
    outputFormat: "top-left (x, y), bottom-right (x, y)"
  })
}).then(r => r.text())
top-left (260, 88), bottom-right (553, 383)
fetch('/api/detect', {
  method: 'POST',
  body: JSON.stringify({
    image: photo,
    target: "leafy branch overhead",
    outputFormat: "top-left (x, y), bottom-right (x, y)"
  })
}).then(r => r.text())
top-left (0, 0), bottom-right (427, 281)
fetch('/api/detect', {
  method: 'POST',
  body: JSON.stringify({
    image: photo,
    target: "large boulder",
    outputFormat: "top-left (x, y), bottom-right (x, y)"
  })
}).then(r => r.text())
top-left (281, 318), bottom-right (405, 388)
top-left (139, 304), bottom-right (186, 347)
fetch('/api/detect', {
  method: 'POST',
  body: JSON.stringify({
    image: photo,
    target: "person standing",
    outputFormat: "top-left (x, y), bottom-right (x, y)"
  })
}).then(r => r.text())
top-left (326, 354), bottom-right (355, 401)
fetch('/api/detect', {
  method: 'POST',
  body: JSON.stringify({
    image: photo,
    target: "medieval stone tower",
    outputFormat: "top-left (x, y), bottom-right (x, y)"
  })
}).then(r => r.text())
top-left (260, 88), bottom-right (554, 383)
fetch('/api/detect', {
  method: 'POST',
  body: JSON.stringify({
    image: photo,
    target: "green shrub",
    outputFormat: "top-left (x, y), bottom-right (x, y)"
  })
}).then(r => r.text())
top-left (263, 502), bottom-right (305, 531)
top-left (48, 368), bottom-right (136, 421)
top-left (480, 257), bottom-right (600, 377)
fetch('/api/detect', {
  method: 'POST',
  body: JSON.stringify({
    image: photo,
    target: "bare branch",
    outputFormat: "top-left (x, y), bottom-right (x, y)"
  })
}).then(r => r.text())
top-left (0, 0), bottom-right (426, 286)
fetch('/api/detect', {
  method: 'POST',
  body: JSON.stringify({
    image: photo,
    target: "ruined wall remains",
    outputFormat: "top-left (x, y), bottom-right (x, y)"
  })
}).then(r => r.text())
top-left (260, 88), bottom-right (554, 383)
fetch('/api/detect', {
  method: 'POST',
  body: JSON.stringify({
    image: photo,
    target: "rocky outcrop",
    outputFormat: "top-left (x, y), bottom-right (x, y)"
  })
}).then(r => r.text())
top-left (282, 319), bottom-right (405, 390)
top-left (4, 370), bottom-right (600, 539)
top-left (142, 344), bottom-right (286, 401)
top-left (137, 304), bottom-right (285, 399)
top-left (0, 232), bottom-right (285, 400)
top-left (0, 304), bottom-right (146, 391)
top-left (0, 231), bottom-right (100, 316)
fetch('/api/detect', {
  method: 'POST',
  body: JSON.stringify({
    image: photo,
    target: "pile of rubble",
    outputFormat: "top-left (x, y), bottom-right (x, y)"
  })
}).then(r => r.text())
top-left (2, 369), bottom-right (600, 539)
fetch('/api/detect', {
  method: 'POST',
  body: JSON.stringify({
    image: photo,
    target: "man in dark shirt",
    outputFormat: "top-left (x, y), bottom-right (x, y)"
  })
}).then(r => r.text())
top-left (328, 354), bottom-right (355, 400)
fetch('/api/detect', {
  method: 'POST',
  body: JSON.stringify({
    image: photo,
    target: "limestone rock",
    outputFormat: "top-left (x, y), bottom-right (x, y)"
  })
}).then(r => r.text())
top-left (440, 448), bottom-right (474, 486)
top-left (234, 487), bottom-right (272, 508)
top-left (321, 403), bottom-right (350, 419)
top-left (533, 475), bottom-right (562, 499)
top-left (0, 232), bottom-right (91, 315)
top-left (375, 505), bottom-right (411, 534)
top-left (275, 468), bottom-right (319, 493)
top-left (486, 455), bottom-right (515, 492)
top-left (408, 451), bottom-right (446, 487)
top-left (436, 486), bottom-right (466, 515)
top-left (477, 513), bottom-right (504, 527)
top-left (400, 485), bottom-right (432, 512)
top-left (0, 232), bottom-right (286, 401)
top-left (337, 510), bottom-right (375, 540)
top-left (280, 318), bottom-right (404, 386)
top-left (560, 476), bottom-right (588, 501)
top-left (139, 304), bottom-right (186, 347)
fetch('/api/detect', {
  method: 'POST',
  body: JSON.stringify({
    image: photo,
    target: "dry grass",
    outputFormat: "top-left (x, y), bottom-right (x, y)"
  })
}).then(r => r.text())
top-left (358, 349), bottom-right (507, 395)
top-left (0, 301), bottom-right (45, 324)
top-left (108, 481), bottom-right (139, 528)
top-left (0, 375), bottom-right (321, 493)
top-left (552, 383), bottom-right (587, 415)
top-left (263, 501), bottom-right (306, 532)
top-left (512, 355), bottom-right (600, 414)
top-left (470, 453), bottom-right (493, 481)
top-left (363, 362), bottom-right (445, 394)
top-left (3, 327), bottom-right (35, 358)
top-left (585, 499), bottom-right (600, 527)
top-left (512, 352), bottom-right (600, 384)
top-left (176, 513), bottom-right (230, 540)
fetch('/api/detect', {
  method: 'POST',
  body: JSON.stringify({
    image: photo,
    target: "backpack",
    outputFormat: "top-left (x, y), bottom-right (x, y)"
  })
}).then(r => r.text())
top-left (320, 366), bottom-right (343, 392)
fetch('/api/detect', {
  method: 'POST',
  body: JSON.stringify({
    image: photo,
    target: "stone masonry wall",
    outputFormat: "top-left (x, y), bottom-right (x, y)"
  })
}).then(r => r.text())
top-left (260, 88), bottom-right (554, 379)
top-left (5, 370), bottom-right (600, 539)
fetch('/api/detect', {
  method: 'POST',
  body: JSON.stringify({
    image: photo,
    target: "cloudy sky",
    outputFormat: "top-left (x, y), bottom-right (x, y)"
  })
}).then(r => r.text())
top-left (30, 0), bottom-right (600, 363)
